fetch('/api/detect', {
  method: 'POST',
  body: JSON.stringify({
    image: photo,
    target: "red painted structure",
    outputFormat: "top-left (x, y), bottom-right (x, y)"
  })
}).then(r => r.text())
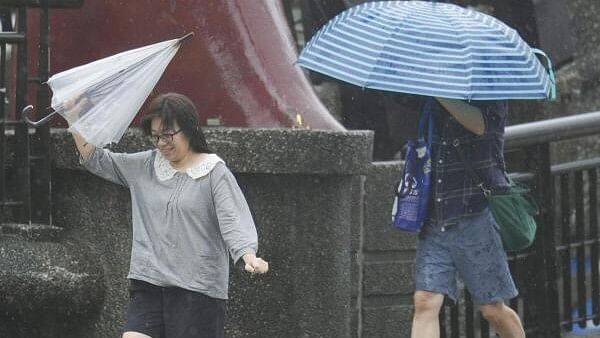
top-left (27, 0), bottom-right (343, 130)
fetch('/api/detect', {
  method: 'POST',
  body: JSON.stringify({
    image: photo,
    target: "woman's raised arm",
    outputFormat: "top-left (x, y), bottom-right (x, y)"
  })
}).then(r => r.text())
top-left (64, 97), bottom-right (93, 160)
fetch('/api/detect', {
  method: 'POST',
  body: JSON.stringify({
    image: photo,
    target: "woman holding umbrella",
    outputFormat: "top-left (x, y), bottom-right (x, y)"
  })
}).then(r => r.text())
top-left (410, 97), bottom-right (525, 338)
top-left (68, 93), bottom-right (269, 338)
top-left (297, 1), bottom-right (555, 337)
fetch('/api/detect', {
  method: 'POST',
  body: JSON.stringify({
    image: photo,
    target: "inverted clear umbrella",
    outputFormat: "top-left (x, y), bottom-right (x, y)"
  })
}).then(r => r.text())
top-left (297, 1), bottom-right (555, 101)
top-left (23, 33), bottom-right (193, 147)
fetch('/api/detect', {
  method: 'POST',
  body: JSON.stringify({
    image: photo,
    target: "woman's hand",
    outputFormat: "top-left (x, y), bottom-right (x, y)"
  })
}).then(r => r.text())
top-left (64, 96), bottom-right (94, 159)
top-left (242, 253), bottom-right (269, 274)
top-left (63, 96), bottom-right (89, 125)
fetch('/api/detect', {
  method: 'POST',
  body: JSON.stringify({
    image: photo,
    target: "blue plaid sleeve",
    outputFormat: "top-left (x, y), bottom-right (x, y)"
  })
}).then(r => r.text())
top-left (472, 101), bottom-right (508, 135)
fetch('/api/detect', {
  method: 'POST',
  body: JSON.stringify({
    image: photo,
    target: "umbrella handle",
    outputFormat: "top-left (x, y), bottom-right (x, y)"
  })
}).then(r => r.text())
top-left (22, 105), bottom-right (59, 127)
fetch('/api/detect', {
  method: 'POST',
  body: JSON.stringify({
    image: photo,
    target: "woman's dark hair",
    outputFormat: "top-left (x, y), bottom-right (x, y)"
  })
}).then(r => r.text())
top-left (141, 93), bottom-right (211, 153)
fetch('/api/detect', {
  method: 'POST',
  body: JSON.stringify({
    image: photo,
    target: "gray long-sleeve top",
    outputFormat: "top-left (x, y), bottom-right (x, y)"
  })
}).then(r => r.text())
top-left (82, 147), bottom-right (258, 299)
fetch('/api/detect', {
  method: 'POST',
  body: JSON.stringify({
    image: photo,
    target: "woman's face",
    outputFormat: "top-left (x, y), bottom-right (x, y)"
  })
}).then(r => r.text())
top-left (150, 118), bottom-right (191, 162)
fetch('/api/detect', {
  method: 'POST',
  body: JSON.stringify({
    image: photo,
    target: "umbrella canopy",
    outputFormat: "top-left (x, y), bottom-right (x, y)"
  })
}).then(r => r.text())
top-left (297, 1), bottom-right (556, 101)
top-left (24, 33), bottom-right (192, 147)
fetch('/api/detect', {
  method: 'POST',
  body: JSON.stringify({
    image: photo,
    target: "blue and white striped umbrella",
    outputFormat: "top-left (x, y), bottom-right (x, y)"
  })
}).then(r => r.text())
top-left (297, 1), bottom-right (556, 101)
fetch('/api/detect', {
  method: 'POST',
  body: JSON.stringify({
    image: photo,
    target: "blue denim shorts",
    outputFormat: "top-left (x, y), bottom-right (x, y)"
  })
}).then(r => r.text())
top-left (415, 208), bottom-right (518, 305)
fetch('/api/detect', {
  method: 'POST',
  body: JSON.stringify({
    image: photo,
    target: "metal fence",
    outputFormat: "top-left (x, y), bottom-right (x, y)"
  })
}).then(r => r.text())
top-left (554, 159), bottom-right (600, 333)
top-left (0, 7), bottom-right (31, 224)
top-left (0, 1), bottom-right (81, 225)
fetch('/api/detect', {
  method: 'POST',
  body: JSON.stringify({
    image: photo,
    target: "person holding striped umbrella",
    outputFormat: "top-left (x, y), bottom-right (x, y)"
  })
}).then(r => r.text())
top-left (297, 1), bottom-right (556, 337)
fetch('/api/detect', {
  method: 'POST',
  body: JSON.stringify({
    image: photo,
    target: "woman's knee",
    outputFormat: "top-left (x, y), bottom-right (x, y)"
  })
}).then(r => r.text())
top-left (413, 291), bottom-right (444, 315)
top-left (479, 302), bottom-right (507, 323)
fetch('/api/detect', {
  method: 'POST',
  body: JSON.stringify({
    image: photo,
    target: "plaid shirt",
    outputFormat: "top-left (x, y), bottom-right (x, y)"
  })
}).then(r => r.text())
top-left (428, 100), bottom-right (510, 225)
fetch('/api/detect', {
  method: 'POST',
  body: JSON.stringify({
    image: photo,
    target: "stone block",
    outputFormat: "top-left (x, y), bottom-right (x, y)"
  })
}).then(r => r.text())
top-left (362, 305), bottom-right (413, 338)
top-left (363, 261), bottom-right (414, 296)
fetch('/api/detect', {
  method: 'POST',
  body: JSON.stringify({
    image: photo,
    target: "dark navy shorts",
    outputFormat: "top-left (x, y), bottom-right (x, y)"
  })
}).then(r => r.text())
top-left (123, 279), bottom-right (226, 338)
top-left (415, 208), bottom-right (518, 305)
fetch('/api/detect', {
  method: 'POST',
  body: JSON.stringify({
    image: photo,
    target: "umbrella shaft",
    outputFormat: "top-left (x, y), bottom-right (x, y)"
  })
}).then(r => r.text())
top-left (179, 32), bottom-right (194, 43)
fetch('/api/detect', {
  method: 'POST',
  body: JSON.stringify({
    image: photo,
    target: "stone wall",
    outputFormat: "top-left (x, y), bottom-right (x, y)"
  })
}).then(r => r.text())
top-left (361, 161), bottom-right (415, 337)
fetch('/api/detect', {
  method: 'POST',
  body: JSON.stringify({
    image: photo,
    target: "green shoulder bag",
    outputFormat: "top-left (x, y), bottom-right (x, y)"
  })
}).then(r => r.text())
top-left (482, 180), bottom-right (539, 251)
top-left (453, 139), bottom-right (539, 252)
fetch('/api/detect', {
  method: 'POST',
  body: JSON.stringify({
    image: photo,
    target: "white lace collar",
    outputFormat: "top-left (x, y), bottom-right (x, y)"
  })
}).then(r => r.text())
top-left (154, 151), bottom-right (224, 181)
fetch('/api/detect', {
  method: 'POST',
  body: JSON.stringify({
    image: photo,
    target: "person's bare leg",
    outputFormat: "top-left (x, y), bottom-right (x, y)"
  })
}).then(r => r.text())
top-left (411, 291), bottom-right (445, 338)
top-left (480, 302), bottom-right (525, 338)
top-left (122, 332), bottom-right (152, 338)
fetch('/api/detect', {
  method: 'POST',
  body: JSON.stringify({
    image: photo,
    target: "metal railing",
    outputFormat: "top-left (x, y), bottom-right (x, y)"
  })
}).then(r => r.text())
top-left (0, 1), bottom-right (80, 225)
top-left (0, 8), bottom-right (30, 223)
top-left (554, 160), bottom-right (600, 333)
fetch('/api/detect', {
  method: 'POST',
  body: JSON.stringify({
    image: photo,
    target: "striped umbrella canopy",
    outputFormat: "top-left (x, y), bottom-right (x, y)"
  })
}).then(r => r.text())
top-left (297, 1), bottom-right (556, 101)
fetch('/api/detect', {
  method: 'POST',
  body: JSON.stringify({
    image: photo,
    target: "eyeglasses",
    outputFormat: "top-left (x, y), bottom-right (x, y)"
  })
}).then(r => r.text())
top-left (150, 129), bottom-right (182, 144)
